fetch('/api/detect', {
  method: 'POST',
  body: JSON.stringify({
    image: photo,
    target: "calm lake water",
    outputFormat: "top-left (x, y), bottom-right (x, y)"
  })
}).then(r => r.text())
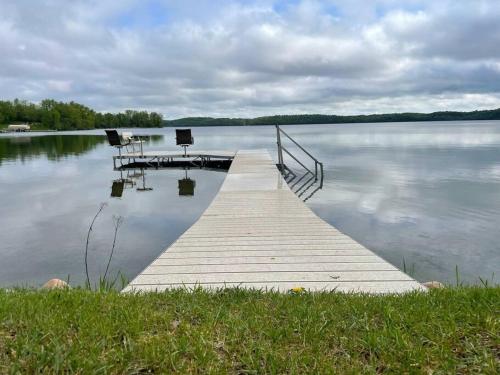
top-left (1, 121), bottom-right (499, 287)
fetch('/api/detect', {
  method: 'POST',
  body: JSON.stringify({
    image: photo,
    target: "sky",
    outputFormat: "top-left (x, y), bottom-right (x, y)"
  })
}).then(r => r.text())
top-left (1, 0), bottom-right (499, 118)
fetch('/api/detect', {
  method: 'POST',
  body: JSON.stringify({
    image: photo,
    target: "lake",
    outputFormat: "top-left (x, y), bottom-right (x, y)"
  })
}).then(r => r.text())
top-left (0, 121), bottom-right (499, 287)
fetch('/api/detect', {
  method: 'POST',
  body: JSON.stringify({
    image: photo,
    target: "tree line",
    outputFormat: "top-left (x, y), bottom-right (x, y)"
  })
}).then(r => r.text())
top-left (0, 99), bottom-right (163, 130)
top-left (3, 98), bottom-right (499, 129)
top-left (165, 108), bottom-right (500, 127)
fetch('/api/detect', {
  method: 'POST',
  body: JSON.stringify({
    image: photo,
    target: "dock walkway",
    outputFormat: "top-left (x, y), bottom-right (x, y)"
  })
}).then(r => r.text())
top-left (124, 150), bottom-right (424, 293)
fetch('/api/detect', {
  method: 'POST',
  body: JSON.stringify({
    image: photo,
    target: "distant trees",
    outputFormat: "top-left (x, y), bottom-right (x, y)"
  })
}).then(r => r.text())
top-left (93, 110), bottom-right (163, 129)
top-left (165, 108), bottom-right (500, 127)
top-left (3, 98), bottom-right (500, 129)
top-left (0, 99), bottom-right (163, 130)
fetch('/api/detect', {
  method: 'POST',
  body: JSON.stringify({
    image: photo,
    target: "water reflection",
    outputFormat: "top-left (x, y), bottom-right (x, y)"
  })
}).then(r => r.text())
top-left (0, 122), bottom-right (499, 287)
top-left (0, 134), bottom-right (164, 165)
top-left (111, 180), bottom-right (125, 198)
top-left (111, 169), bottom-right (154, 197)
top-left (136, 169), bottom-right (153, 192)
top-left (111, 168), bottom-right (197, 198)
top-left (178, 169), bottom-right (196, 196)
top-left (0, 135), bottom-right (106, 164)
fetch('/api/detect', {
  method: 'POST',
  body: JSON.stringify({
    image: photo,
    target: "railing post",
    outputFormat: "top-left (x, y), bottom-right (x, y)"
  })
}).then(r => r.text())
top-left (319, 162), bottom-right (324, 188)
top-left (276, 125), bottom-right (284, 171)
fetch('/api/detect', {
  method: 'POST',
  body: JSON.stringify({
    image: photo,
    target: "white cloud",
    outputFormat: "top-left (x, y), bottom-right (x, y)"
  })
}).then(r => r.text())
top-left (0, 0), bottom-right (499, 118)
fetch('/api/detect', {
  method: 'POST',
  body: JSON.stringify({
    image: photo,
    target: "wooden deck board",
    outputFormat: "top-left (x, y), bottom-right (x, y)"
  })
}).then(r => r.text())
top-left (156, 252), bottom-right (384, 260)
top-left (151, 255), bottom-right (386, 265)
top-left (124, 149), bottom-right (425, 294)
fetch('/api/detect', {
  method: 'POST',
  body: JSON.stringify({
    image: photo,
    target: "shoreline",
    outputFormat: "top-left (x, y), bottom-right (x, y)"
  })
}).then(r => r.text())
top-left (2, 117), bottom-right (500, 133)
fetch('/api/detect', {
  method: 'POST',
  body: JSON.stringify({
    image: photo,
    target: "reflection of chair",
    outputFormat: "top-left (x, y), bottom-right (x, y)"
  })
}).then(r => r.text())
top-left (176, 129), bottom-right (193, 156)
top-left (110, 169), bottom-right (143, 198)
top-left (136, 169), bottom-right (153, 192)
top-left (178, 178), bottom-right (196, 196)
top-left (111, 180), bottom-right (125, 198)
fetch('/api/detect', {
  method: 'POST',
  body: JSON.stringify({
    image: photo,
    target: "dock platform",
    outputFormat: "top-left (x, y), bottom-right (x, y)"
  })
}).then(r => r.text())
top-left (113, 150), bottom-right (236, 170)
top-left (124, 150), bottom-right (424, 294)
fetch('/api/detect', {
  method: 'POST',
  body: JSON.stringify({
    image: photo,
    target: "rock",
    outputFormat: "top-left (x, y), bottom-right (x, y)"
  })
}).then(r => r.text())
top-left (42, 279), bottom-right (70, 290)
top-left (423, 281), bottom-right (444, 289)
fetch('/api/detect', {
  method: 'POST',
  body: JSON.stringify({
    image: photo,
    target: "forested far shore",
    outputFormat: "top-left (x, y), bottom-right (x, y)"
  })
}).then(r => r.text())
top-left (0, 99), bottom-right (163, 130)
top-left (2, 99), bottom-right (500, 130)
top-left (164, 108), bottom-right (500, 126)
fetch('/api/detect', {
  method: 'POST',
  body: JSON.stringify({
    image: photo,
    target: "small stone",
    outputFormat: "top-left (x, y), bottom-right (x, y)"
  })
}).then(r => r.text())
top-left (42, 279), bottom-right (70, 290)
top-left (423, 281), bottom-right (444, 289)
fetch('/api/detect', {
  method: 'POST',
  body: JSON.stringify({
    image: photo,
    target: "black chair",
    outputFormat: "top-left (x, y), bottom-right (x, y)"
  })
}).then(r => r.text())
top-left (105, 129), bottom-right (143, 157)
top-left (105, 129), bottom-right (129, 157)
top-left (176, 129), bottom-right (193, 156)
top-left (105, 130), bottom-right (128, 147)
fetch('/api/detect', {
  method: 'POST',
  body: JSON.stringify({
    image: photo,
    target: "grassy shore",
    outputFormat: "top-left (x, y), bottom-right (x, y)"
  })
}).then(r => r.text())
top-left (0, 287), bottom-right (498, 373)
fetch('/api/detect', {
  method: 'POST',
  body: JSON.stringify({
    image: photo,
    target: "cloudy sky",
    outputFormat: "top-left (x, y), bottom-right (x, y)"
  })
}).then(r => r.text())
top-left (1, 0), bottom-right (499, 118)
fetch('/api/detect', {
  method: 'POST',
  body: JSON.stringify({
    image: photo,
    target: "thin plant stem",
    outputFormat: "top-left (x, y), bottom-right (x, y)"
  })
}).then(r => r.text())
top-left (103, 215), bottom-right (123, 282)
top-left (84, 203), bottom-right (107, 289)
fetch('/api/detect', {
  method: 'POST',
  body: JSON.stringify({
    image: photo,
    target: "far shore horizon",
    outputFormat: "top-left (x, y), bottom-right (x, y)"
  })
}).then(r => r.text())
top-left (1, 98), bottom-right (500, 131)
top-left (4, 117), bottom-right (500, 133)
top-left (164, 107), bottom-right (500, 127)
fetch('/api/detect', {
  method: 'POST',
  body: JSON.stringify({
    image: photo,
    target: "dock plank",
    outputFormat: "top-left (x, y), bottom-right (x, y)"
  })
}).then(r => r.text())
top-left (151, 255), bottom-right (385, 265)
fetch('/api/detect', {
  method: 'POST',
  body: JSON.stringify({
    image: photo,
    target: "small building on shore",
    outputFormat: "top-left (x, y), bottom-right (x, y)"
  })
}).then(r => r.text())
top-left (7, 124), bottom-right (30, 132)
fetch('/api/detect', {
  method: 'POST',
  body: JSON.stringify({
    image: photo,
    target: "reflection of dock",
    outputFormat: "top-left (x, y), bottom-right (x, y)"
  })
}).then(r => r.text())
top-left (124, 150), bottom-right (424, 294)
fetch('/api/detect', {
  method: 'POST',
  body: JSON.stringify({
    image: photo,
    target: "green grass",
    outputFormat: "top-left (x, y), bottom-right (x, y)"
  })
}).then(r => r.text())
top-left (0, 287), bottom-right (498, 374)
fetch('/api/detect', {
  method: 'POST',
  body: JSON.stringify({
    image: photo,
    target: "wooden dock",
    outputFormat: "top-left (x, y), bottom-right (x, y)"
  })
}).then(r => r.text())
top-left (123, 150), bottom-right (424, 294)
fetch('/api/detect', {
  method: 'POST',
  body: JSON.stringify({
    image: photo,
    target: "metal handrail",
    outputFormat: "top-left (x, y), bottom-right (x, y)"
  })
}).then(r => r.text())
top-left (281, 146), bottom-right (313, 175)
top-left (278, 126), bottom-right (319, 163)
top-left (276, 125), bottom-right (324, 191)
